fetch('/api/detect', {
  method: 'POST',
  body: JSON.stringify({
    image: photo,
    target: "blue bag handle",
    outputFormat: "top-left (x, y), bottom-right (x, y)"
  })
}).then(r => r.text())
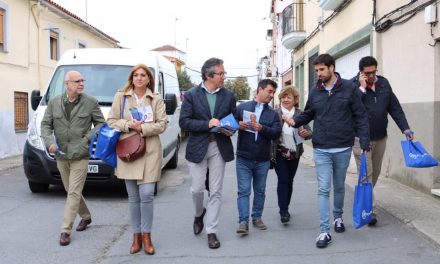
top-left (89, 129), bottom-right (97, 157)
top-left (358, 152), bottom-right (368, 185)
top-left (407, 139), bottom-right (425, 155)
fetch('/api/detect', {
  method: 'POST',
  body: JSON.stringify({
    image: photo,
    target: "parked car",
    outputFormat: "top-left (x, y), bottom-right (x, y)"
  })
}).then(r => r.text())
top-left (23, 48), bottom-right (181, 193)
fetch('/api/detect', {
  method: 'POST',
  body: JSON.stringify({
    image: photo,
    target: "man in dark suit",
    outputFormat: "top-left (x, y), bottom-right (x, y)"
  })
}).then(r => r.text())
top-left (179, 58), bottom-right (236, 249)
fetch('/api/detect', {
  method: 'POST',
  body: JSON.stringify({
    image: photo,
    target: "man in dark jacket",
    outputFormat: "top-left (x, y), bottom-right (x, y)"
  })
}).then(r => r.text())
top-left (179, 58), bottom-right (236, 249)
top-left (234, 79), bottom-right (281, 235)
top-left (41, 71), bottom-right (105, 246)
top-left (351, 56), bottom-right (413, 226)
top-left (291, 54), bottom-right (370, 248)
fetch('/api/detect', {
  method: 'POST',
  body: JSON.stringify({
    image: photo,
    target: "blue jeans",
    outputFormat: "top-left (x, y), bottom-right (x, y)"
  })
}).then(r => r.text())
top-left (313, 148), bottom-right (352, 233)
top-left (236, 157), bottom-right (270, 224)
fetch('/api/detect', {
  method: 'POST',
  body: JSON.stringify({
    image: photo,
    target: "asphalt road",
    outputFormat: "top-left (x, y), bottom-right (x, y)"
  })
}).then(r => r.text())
top-left (0, 138), bottom-right (439, 263)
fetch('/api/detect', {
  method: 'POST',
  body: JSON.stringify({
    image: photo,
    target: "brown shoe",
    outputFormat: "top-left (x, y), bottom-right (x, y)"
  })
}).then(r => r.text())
top-left (59, 232), bottom-right (70, 246)
top-left (193, 208), bottom-right (206, 235)
top-left (142, 233), bottom-right (155, 255)
top-left (207, 233), bottom-right (220, 249)
top-left (76, 218), bottom-right (92, 232)
top-left (130, 233), bottom-right (142, 254)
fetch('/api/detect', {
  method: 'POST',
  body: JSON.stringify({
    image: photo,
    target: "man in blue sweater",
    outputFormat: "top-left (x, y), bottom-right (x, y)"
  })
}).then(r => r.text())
top-left (234, 79), bottom-right (282, 235)
top-left (351, 56), bottom-right (413, 226)
top-left (291, 54), bottom-right (370, 248)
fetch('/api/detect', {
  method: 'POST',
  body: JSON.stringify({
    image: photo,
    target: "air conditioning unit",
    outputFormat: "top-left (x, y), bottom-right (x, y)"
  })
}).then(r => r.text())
top-left (319, 0), bottom-right (344, 11)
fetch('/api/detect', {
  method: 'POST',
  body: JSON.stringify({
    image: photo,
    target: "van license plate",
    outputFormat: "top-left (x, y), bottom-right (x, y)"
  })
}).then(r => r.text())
top-left (88, 165), bottom-right (99, 173)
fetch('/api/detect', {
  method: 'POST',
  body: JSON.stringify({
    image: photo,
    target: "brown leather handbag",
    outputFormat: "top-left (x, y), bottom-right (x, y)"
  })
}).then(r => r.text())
top-left (116, 133), bottom-right (146, 162)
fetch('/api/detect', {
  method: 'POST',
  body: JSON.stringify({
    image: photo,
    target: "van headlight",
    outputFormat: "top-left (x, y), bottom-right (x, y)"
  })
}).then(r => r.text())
top-left (27, 114), bottom-right (45, 150)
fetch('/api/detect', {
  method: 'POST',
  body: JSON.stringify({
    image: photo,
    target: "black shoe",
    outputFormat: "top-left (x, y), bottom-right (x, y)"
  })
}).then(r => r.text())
top-left (193, 208), bottom-right (206, 235)
top-left (334, 218), bottom-right (345, 233)
top-left (280, 211), bottom-right (291, 224)
top-left (316, 233), bottom-right (332, 248)
top-left (368, 213), bottom-right (377, 226)
top-left (207, 233), bottom-right (220, 249)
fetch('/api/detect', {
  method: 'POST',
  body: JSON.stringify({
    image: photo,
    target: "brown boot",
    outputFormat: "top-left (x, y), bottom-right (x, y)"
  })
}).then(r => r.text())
top-left (129, 233), bottom-right (142, 254)
top-left (142, 233), bottom-right (155, 255)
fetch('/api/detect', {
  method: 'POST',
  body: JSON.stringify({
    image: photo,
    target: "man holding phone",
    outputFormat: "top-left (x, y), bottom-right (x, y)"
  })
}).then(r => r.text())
top-left (351, 56), bottom-right (413, 226)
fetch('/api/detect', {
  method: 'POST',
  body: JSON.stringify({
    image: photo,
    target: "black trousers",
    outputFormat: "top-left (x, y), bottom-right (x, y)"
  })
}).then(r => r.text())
top-left (274, 153), bottom-right (300, 213)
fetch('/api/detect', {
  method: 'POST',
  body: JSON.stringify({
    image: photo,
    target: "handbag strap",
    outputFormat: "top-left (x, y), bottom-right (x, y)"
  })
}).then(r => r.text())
top-left (121, 95), bottom-right (126, 119)
top-left (358, 152), bottom-right (368, 185)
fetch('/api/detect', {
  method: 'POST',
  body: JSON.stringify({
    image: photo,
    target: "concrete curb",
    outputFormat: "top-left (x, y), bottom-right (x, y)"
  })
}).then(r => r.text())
top-left (0, 155), bottom-right (23, 173)
top-left (301, 144), bottom-right (440, 248)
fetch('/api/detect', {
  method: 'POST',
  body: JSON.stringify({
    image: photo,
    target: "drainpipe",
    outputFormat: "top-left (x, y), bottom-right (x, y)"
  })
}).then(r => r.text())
top-left (30, 1), bottom-right (42, 90)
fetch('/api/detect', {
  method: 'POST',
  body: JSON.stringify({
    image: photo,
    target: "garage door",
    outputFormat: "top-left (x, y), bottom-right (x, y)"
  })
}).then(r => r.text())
top-left (335, 44), bottom-right (370, 80)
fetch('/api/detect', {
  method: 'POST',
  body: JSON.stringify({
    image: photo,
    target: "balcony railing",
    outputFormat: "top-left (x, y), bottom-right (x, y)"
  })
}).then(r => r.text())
top-left (281, 3), bottom-right (305, 36)
top-left (281, 3), bottom-right (306, 50)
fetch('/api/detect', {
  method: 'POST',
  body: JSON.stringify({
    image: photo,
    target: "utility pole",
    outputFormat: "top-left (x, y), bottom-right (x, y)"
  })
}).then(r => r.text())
top-left (85, 0), bottom-right (88, 22)
top-left (174, 17), bottom-right (178, 58)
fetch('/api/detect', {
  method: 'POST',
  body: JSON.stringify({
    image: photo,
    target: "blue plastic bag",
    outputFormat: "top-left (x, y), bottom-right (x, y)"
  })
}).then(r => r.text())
top-left (401, 140), bottom-right (438, 168)
top-left (353, 152), bottom-right (373, 229)
top-left (90, 124), bottom-right (121, 168)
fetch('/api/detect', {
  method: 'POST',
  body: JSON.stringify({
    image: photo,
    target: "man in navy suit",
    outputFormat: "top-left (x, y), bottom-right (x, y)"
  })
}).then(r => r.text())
top-left (179, 58), bottom-right (236, 249)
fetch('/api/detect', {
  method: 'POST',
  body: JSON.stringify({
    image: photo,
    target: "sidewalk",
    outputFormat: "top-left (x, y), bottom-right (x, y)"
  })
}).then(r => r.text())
top-left (301, 144), bottom-right (440, 248)
top-left (0, 155), bottom-right (22, 173)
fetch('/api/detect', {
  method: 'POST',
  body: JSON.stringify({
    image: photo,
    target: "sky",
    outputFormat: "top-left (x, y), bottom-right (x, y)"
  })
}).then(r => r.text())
top-left (52, 0), bottom-right (273, 89)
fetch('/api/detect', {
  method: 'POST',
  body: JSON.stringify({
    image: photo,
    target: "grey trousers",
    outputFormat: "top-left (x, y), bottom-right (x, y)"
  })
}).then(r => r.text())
top-left (187, 142), bottom-right (226, 234)
top-left (353, 137), bottom-right (387, 210)
top-left (57, 159), bottom-right (91, 234)
top-left (125, 180), bottom-right (155, 233)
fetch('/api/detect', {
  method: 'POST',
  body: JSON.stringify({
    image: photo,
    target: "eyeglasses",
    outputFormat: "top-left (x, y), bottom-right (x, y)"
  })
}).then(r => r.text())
top-left (363, 71), bottom-right (377, 76)
top-left (69, 79), bottom-right (85, 84)
top-left (213, 72), bottom-right (227, 77)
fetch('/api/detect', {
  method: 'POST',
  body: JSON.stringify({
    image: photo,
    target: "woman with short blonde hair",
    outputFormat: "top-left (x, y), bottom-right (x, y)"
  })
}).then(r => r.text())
top-left (272, 85), bottom-right (312, 223)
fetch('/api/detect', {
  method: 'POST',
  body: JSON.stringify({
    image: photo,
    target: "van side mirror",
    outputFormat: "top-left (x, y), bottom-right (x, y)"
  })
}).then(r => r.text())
top-left (31, 90), bottom-right (42, 111)
top-left (164, 93), bottom-right (177, 115)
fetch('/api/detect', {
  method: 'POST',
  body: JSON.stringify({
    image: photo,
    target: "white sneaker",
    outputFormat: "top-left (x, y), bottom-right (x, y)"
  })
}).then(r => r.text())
top-left (316, 232), bottom-right (332, 248)
top-left (334, 218), bottom-right (345, 233)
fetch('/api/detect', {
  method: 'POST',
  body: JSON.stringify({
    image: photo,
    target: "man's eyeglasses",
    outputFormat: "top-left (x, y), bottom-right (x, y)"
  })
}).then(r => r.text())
top-left (363, 71), bottom-right (377, 76)
top-left (213, 72), bottom-right (227, 77)
top-left (69, 79), bottom-right (85, 84)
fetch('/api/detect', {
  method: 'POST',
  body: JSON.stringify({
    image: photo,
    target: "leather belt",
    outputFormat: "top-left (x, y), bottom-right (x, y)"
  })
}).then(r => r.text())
top-left (208, 137), bottom-right (216, 142)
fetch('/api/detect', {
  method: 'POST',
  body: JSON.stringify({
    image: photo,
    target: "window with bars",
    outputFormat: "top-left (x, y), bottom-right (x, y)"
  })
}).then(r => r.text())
top-left (50, 30), bottom-right (59, 60)
top-left (14, 92), bottom-right (28, 132)
top-left (0, 8), bottom-right (4, 51)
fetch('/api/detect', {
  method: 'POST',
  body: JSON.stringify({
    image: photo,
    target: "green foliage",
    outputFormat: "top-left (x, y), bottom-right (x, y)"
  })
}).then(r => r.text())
top-left (224, 76), bottom-right (250, 101)
top-left (177, 70), bottom-right (195, 91)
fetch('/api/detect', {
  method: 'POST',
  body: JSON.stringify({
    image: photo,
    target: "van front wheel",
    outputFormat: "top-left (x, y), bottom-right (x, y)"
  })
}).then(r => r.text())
top-left (28, 181), bottom-right (49, 193)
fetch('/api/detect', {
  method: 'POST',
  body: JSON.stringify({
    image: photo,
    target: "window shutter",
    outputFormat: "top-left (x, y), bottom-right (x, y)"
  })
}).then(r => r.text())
top-left (0, 9), bottom-right (4, 44)
top-left (14, 92), bottom-right (29, 132)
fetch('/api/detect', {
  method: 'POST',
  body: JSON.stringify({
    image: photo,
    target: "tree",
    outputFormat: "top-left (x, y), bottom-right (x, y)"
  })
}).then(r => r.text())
top-left (177, 70), bottom-right (195, 91)
top-left (224, 76), bottom-right (250, 101)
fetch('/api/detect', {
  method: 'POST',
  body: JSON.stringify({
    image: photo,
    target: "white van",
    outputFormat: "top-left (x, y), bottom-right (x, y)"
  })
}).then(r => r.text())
top-left (23, 48), bottom-right (181, 193)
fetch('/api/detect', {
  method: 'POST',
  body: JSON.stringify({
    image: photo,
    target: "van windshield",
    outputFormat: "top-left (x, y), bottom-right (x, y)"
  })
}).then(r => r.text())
top-left (44, 65), bottom-right (155, 105)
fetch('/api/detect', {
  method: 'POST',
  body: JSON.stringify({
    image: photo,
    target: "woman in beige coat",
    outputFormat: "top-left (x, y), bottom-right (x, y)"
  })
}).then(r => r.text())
top-left (107, 64), bottom-right (167, 255)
